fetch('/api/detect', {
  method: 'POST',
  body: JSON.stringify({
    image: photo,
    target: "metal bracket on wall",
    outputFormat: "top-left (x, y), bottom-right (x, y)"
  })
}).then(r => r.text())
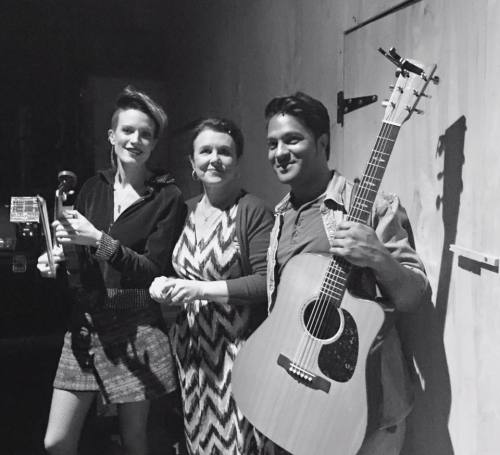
top-left (449, 244), bottom-right (499, 269)
top-left (337, 91), bottom-right (378, 126)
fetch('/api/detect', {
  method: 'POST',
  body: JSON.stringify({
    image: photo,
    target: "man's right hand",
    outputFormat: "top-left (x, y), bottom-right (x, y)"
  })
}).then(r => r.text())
top-left (37, 245), bottom-right (65, 278)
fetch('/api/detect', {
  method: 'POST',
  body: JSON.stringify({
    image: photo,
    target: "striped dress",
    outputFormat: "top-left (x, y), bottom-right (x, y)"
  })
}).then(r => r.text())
top-left (170, 202), bottom-right (267, 454)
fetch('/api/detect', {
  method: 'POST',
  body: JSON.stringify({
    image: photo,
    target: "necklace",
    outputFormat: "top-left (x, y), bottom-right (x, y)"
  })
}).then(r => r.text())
top-left (113, 173), bottom-right (145, 219)
top-left (196, 196), bottom-right (224, 223)
top-left (197, 205), bottom-right (221, 222)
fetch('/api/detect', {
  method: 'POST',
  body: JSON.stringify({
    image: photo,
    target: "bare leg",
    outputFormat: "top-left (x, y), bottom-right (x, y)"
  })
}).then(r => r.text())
top-left (44, 389), bottom-right (97, 455)
top-left (118, 400), bottom-right (151, 455)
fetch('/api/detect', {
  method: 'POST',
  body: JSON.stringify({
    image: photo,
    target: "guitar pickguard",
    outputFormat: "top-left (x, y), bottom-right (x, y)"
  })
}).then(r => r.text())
top-left (317, 309), bottom-right (358, 382)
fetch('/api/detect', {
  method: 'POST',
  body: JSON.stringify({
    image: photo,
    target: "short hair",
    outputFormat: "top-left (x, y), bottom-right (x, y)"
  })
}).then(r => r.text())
top-left (190, 117), bottom-right (244, 158)
top-left (111, 85), bottom-right (168, 139)
top-left (264, 91), bottom-right (331, 160)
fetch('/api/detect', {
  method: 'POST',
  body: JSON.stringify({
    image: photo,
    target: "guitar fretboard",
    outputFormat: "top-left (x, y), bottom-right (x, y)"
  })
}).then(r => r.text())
top-left (321, 122), bottom-right (401, 307)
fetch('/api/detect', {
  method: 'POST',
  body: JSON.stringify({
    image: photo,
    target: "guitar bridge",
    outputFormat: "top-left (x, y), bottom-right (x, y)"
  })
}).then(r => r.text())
top-left (277, 354), bottom-right (330, 393)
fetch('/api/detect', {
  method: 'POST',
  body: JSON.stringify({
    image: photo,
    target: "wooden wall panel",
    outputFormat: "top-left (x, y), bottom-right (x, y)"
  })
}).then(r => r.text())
top-left (341, 1), bottom-right (500, 454)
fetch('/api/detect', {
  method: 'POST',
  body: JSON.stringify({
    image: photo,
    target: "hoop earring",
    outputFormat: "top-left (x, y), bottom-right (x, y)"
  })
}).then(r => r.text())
top-left (191, 170), bottom-right (199, 181)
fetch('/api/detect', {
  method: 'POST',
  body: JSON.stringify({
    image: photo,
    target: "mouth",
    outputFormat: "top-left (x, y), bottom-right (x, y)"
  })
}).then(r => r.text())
top-left (275, 161), bottom-right (294, 172)
top-left (126, 148), bottom-right (143, 157)
top-left (206, 167), bottom-right (223, 174)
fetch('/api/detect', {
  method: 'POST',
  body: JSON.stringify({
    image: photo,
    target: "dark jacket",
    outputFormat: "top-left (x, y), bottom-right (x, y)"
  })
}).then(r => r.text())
top-left (75, 168), bottom-right (187, 301)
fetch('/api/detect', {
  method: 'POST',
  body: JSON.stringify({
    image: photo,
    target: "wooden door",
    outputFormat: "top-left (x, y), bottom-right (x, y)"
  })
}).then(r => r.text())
top-left (339, 1), bottom-right (500, 454)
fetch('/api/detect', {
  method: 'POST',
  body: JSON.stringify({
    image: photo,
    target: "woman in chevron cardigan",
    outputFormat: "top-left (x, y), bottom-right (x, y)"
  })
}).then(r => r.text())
top-left (150, 117), bottom-right (274, 454)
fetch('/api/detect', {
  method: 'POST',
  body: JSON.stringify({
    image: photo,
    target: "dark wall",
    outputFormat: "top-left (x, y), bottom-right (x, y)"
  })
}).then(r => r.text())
top-left (1, 3), bottom-right (187, 453)
top-left (1, 0), bottom-right (177, 203)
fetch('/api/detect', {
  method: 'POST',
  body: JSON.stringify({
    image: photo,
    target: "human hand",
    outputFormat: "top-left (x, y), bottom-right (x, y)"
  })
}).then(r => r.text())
top-left (150, 276), bottom-right (205, 305)
top-left (37, 245), bottom-right (65, 277)
top-left (150, 276), bottom-right (176, 304)
top-left (54, 210), bottom-right (102, 247)
top-left (329, 221), bottom-right (388, 268)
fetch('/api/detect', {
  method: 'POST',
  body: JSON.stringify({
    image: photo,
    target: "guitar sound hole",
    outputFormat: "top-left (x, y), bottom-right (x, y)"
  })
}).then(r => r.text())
top-left (303, 301), bottom-right (341, 340)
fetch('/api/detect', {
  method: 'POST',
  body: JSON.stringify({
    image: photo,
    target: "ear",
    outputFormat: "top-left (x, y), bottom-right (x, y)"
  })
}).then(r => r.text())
top-left (316, 133), bottom-right (329, 159)
top-left (108, 129), bottom-right (115, 145)
top-left (188, 155), bottom-right (195, 169)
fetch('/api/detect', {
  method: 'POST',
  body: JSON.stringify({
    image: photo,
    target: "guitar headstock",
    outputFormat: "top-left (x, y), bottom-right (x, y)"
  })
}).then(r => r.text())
top-left (381, 51), bottom-right (438, 126)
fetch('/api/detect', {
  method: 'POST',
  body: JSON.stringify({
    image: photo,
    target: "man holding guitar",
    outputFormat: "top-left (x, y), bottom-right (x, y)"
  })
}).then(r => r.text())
top-left (261, 91), bottom-right (430, 454)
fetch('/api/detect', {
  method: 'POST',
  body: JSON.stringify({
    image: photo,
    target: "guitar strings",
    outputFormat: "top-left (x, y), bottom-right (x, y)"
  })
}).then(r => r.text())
top-left (291, 120), bottom-right (397, 374)
top-left (311, 121), bottom-right (392, 337)
top-left (311, 120), bottom-right (396, 354)
top-left (295, 121), bottom-right (392, 370)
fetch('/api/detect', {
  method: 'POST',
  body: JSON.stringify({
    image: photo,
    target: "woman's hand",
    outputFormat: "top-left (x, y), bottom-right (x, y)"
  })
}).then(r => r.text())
top-left (37, 245), bottom-right (65, 277)
top-left (150, 276), bottom-right (205, 305)
top-left (54, 210), bottom-right (102, 247)
top-left (329, 220), bottom-right (389, 268)
top-left (150, 276), bottom-right (174, 304)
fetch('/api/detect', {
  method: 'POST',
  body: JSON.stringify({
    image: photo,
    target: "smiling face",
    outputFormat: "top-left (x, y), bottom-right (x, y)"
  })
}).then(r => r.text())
top-left (108, 108), bottom-right (157, 168)
top-left (266, 113), bottom-right (328, 190)
top-left (191, 128), bottom-right (240, 188)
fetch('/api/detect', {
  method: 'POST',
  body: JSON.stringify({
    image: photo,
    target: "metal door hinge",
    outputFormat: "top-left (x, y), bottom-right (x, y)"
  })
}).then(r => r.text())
top-left (337, 91), bottom-right (378, 126)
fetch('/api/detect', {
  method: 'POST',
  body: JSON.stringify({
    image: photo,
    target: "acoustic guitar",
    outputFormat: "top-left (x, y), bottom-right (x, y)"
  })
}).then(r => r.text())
top-left (232, 52), bottom-right (437, 455)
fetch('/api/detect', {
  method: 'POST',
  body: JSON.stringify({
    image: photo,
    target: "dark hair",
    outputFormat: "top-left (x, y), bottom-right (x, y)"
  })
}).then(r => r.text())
top-left (190, 117), bottom-right (244, 158)
top-left (111, 85), bottom-right (168, 139)
top-left (264, 91), bottom-right (331, 160)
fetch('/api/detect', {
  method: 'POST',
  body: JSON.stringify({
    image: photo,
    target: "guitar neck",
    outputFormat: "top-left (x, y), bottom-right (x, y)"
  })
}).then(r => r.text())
top-left (348, 121), bottom-right (401, 224)
top-left (321, 121), bottom-right (401, 307)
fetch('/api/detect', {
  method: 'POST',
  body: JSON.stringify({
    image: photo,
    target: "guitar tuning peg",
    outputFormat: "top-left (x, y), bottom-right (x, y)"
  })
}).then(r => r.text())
top-left (413, 90), bottom-right (432, 99)
top-left (381, 100), bottom-right (389, 107)
top-left (391, 85), bottom-right (403, 93)
top-left (405, 106), bottom-right (424, 114)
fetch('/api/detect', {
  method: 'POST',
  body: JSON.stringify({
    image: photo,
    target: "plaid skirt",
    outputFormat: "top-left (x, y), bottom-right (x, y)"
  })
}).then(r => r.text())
top-left (53, 294), bottom-right (177, 403)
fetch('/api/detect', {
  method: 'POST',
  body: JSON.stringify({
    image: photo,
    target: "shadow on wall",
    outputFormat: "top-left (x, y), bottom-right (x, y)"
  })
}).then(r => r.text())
top-left (399, 115), bottom-right (466, 455)
top-left (165, 121), bottom-right (203, 201)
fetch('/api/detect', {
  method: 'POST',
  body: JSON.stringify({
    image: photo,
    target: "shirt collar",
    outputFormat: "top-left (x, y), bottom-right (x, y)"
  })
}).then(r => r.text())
top-left (275, 170), bottom-right (348, 214)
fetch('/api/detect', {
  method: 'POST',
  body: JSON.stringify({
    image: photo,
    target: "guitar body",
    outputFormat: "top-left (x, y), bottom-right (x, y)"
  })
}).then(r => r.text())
top-left (232, 253), bottom-right (385, 455)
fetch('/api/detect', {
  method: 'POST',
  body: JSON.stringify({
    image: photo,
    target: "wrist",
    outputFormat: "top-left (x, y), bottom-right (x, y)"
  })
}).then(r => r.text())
top-left (94, 230), bottom-right (103, 247)
top-left (197, 282), bottom-right (207, 300)
top-left (94, 232), bottom-right (120, 260)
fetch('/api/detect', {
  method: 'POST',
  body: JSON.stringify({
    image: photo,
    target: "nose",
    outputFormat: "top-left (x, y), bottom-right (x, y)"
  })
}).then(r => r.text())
top-left (209, 149), bottom-right (221, 163)
top-left (129, 130), bottom-right (140, 143)
top-left (275, 141), bottom-right (289, 160)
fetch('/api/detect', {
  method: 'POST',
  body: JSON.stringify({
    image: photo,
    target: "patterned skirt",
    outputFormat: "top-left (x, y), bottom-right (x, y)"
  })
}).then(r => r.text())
top-left (54, 300), bottom-right (177, 403)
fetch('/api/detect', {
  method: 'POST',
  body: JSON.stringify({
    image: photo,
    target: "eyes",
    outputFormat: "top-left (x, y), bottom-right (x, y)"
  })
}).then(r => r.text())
top-left (267, 134), bottom-right (303, 150)
top-left (120, 126), bottom-right (154, 141)
top-left (197, 146), bottom-right (233, 157)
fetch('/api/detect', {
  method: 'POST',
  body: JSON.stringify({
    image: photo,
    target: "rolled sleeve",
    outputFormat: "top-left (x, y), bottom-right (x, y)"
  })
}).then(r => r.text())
top-left (373, 193), bottom-right (430, 303)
